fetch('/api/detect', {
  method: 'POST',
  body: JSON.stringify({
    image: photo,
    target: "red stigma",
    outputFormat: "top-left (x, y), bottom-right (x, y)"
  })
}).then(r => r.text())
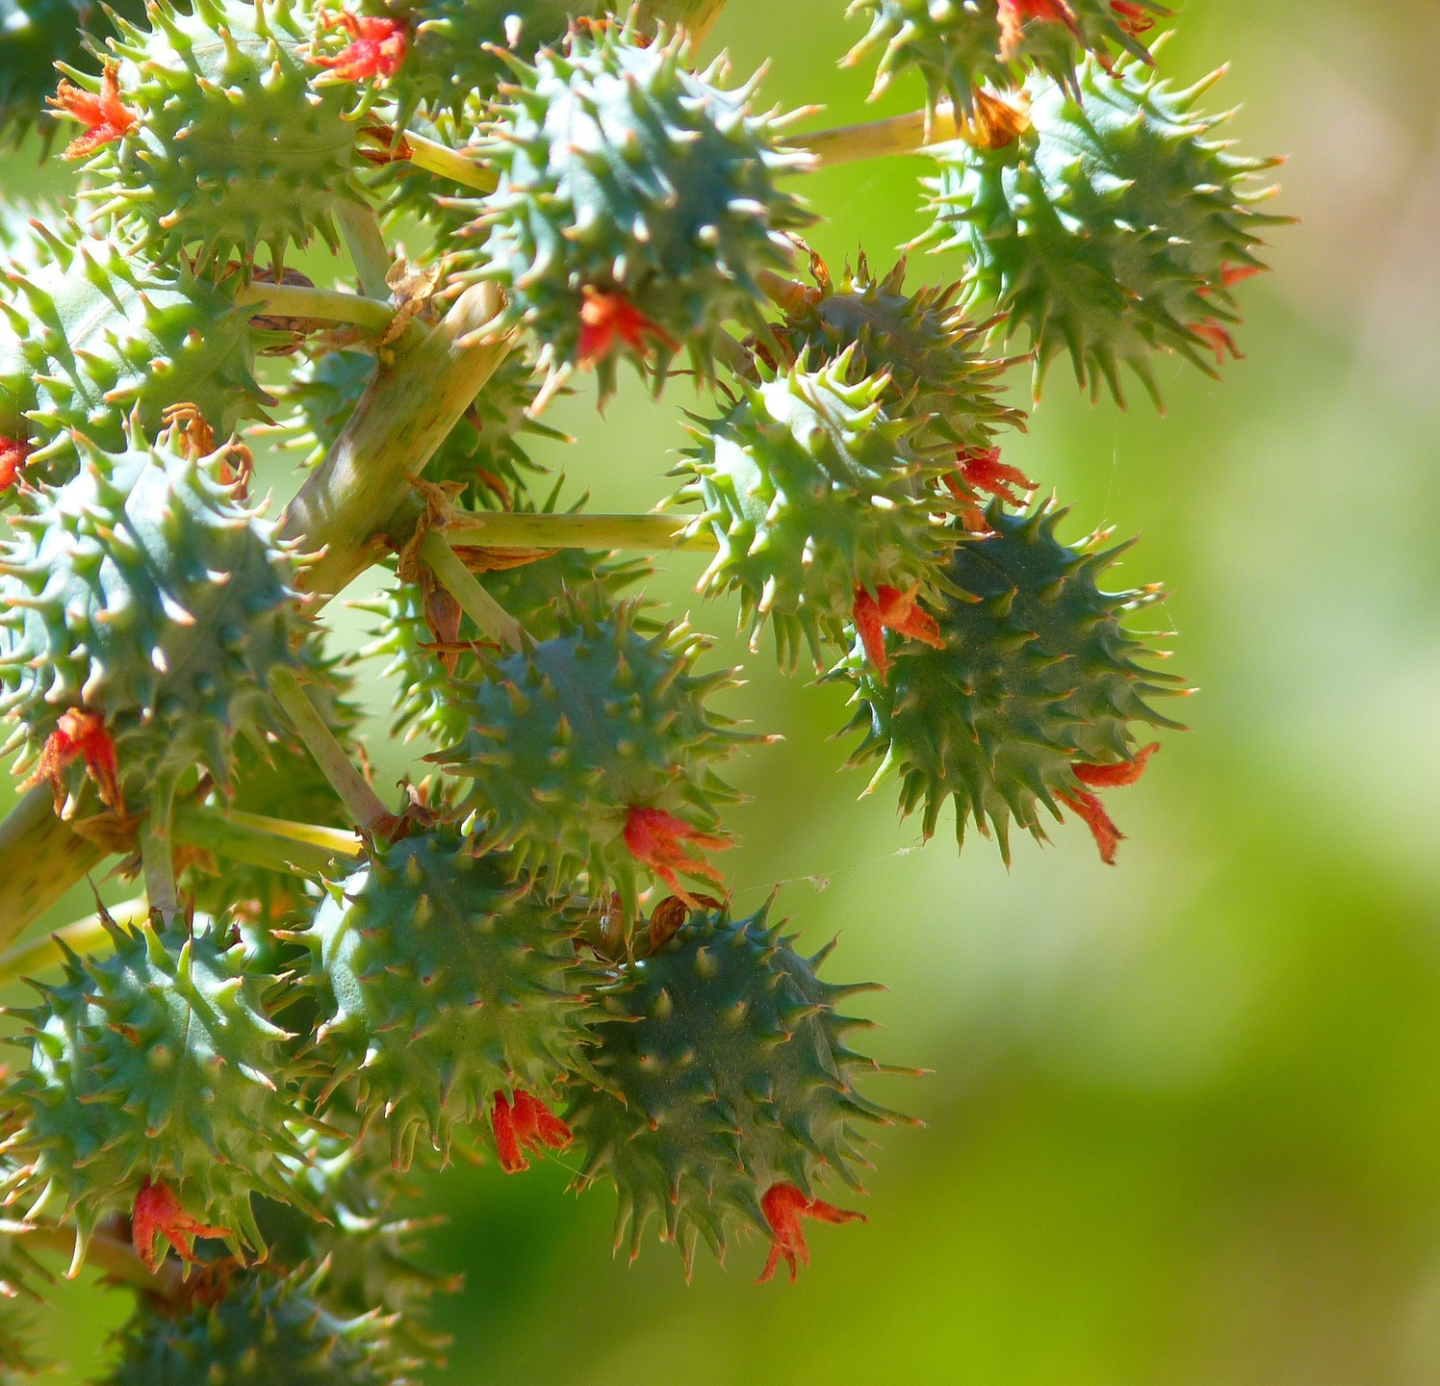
top-left (0, 436), bottom-right (30, 491)
top-left (853, 585), bottom-right (945, 683)
top-left (311, 11), bottom-right (408, 81)
top-left (1192, 318), bottom-right (1242, 365)
top-left (758, 1183), bottom-right (865, 1284)
top-left (623, 806), bottom-right (730, 906)
top-left (1060, 743), bottom-right (1159, 863)
top-left (48, 61), bottom-right (138, 160)
top-left (132, 1180), bottom-right (228, 1274)
top-left (1072, 741), bottom-right (1159, 790)
top-left (1110, 1), bottom-right (1157, 35)
top-left (577, 287), bottom-right (677, 368)
top-left (998, 0), bottom-right (1081, 58)
top-left (26, 709), bottom-right (121, 812)
top-left (491, 1091), bottom-right (572, 1174)
top-left (949, 445), bottom-right (1037, 511)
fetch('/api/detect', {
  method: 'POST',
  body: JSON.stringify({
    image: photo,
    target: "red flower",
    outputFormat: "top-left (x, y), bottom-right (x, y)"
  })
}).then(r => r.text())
top-left (853, 584), bottom-right (945, 683)
top-left (758, 1183), bottom-right (865, 1283)
top-left (0, 436), bottom-right (30, 491)
top-left (48, 61), bottom-right (138, 161)
top-left (1192, 318), bottom-right (1242, 366)
top-left (951, 445), bottom-right (1037, 509)
top-left (311, 11), bottom-right (408, 82)
top-left (26, 709), bottom-right (121, 813)
top-left (1061, 742), bottom-right (1160, 863)
top-left (491, 1091), bottom-right (573, 1174)
top-left (623, 806), bottom-right (730, 906)
top-left (1110, 1), bottom-right (1157, 36)
top-left (998, 0), bottom-right (1081, 59)
top-left (577, 287), bottom-right (677, 368)
top-left (132, 1180), bottom-right (228, 1274)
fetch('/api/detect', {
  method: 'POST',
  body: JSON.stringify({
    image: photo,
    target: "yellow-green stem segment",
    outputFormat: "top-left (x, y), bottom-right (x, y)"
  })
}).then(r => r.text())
top-left (420, 529), bottom-right (525, 650)
top-left (445, 510), bottom-right (719, 552)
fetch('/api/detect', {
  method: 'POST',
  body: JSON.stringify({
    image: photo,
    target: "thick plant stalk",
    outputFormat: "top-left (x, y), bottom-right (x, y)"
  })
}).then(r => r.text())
top-left (420, 529), bottom-right (525, 649)
top-left (235, 282), bottom-right (397, 332)
top-left (171, 804), bottom-right (362, 875)
top-left (269, 668), bottom-right (392, 831)
top-left (789, 105), bottom-right (962, 166)
top-left (140, 818), bottom-right (180, 922)
top-left (406, 132), bottom-right (498, 193)
top-left (446, 510), bottom-right (719, 552)
top-left (0, 788), bottom-right (105, 952)
top-left (281, 281), bottom-right (512, 601)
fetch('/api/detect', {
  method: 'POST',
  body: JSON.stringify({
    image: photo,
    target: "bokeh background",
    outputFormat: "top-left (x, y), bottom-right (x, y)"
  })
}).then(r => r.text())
top-left (5, 0), bottom-right (1440, 1380)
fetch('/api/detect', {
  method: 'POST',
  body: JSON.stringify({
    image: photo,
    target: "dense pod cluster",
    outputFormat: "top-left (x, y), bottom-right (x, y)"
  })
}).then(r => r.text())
top-left (459, 15), bottom-right (814, 396)
top-left (0, 0), bottom-right (1280, 1371)
top-left (922, 59), bottom-right (1284, 404)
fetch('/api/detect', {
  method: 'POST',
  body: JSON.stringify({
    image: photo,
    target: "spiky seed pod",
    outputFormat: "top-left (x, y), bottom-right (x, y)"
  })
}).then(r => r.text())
top-left (462, 16), bottom-right (814, 397)
top-left (0, 219), bottom-right (274, 486)
top-left (254, 1124), bottom-right (455, 1370)
top-left (0, 419), bottom-right (316, 818)
top-left (844, 0), bottom-right (1169, 115)
top-left (303, 825), bottom-right (595, 1169)
top-left (76, 0), bottom-right (368, 273)
top-left (568, 902), bottom-right (905, 1273)
top-left (429, 598), bottom-right (746, 919)
top-left (0, 0), bottom-right (144, 146)
top-left (921, 61), bottom-right (1285, 406)
top-left (385, 0), bottom-right (600, 122)
top-left (837, 499), bottom-right (1185, 860)
top-left (766, 253), bottom-right (1026, 455)
top-left (674, 353), bottom-right (959, 671)
top-left (2, 911), bottom-right (308, 1267)
top-left (0, 1296), bottom-right (42, 1383)
top-left (103, 1264), bottom-right (414, 1386)
top-left (279, 347), bottom-right (560, 505)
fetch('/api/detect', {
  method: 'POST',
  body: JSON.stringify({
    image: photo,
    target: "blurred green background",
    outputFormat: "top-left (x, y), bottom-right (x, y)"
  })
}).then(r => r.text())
top-left (6, 0), bottom-right (1440, 1380)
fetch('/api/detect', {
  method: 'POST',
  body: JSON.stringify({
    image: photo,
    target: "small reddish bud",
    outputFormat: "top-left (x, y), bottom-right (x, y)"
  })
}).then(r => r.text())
top-left (998, 0), bottom-right (1081, 59)
top-left (758, 1183), bottom-right (865, 1284)
top-left (0, 436), bottom-right (31, 491)
top-left (1110, 1), bottom-right (1157, 36)
top-left (854, 585), bottom-right (945, 682)
top-left (577, 287), bottom-right (677, 368)
top-left (1072, 741), bottom-right (1159, 790)
top-left (623, 806), bottom-right (730, 906)
top-left (132, 1180), bottom-right (228, 1274)
top-left (491, 1091), bottom-right (573, 1174)
top-left (311, 11), bottom-right (408, 81)
top-left (25, 709), bottom-right (122, 812)
top-left (48, 61), bottom-right (138, 160)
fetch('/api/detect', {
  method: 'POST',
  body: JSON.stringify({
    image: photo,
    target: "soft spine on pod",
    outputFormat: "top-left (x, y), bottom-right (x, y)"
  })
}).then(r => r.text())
top-left (675, 352), bottom-right (959, 670)
top-left (920, 58), bottom-right (1285, 406)
top-left (304, 825), bottom-right (595, 1170)
top-left (64, 0), bottom-right (369, 272)
top-left (844, 0), bottom-right (1169, 114)
top-left (765, 252), bottom-right (1026, 456)
top-left (838, 499), bottom-right (1186, 862)
top-left (461, 15), bottom-right (815, 397)
top-left (0, 419), bottom-right (316, 819)
top-left (567, 904), bottom-right (910, 1279)
top-left (103, 1263), bottom-right (413, 1386)
top-left (1, 910), bottom-right (309, 1272)
top-left (429, 598), bottom-right (748, 921)
top-left (0, 217), bottom-right (273, 486)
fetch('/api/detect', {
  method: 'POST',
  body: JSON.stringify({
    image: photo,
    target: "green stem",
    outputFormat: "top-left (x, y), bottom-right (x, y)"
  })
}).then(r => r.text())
top-left (405, 131), bottom-right (497, 194)
top-left (420, 529), bottom-right (524, 650)
top-left (0, 898), bottom-right (149, 983)
top-left (786, 105), bottom-right (961, 167)
top-left (335, 201), bottom-right (394, 301)
top-left (236, 281), bottom-right (396, 332)
top-left (171, 804), bottom-right (362, 875)
top-left (268, 668), bottom-right (391, 831)
top-left (140, 817), bottom-right (179, 922)
top-left (9, 1222), bottom-right (182, 1295)
top-left (0, 787), bottom-right (106, 952)
top-left (445, 510), bottom-right (718, 552)
top-left (280, 281), bottom-right (512, 601)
